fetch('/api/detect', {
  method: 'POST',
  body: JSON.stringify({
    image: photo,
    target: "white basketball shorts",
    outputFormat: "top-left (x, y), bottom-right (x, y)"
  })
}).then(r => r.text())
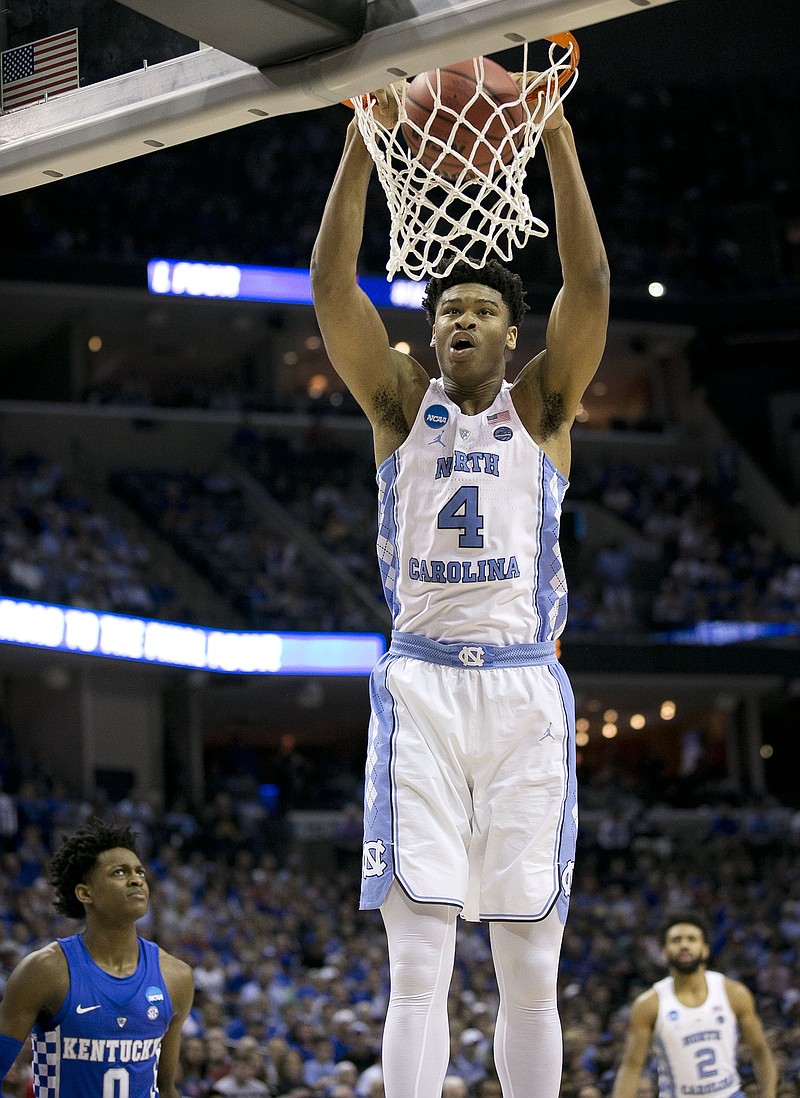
top-left (360, 636), bottom-right (577, 922)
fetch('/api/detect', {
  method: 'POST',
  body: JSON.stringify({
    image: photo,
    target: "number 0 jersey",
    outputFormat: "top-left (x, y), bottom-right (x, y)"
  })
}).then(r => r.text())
top-left (653, 971), bottom-right (741, 1098)
top-left (31, 934), bottom-right (173, 1098)
top-left (376, 378), bottom-right (569, 644)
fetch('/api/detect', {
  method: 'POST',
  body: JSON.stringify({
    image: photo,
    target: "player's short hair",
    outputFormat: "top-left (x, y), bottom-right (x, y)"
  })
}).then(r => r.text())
top-left (422, 258), bottom-right (529, 328)
top-left (49, 817), bottom-right (140, 919)
top-left (660, 911), bottom-right (710, 946)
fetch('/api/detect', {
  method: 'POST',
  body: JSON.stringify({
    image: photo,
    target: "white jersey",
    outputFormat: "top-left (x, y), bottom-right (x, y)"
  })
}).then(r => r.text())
top-left (375, 377), bottom-right (569, 645)
top-left (652, 971), bottom-right (742, 1098)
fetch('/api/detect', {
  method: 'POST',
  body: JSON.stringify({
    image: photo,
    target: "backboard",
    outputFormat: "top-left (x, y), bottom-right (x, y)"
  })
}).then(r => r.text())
top-left (0, 0), bottom-right (680, 195)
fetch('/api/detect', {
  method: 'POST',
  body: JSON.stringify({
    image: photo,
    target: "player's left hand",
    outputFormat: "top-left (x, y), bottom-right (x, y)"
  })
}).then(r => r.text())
top-left (509, 71), bottom-right (565, 131)
top-left (367, 81), bottom-right (405, 129)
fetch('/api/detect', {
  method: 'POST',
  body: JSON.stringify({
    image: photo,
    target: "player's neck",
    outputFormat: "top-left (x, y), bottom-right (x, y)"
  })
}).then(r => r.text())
top-left (671, 967), bottom-right (708, 1001)
top-left (441, 372), bottom-right (504, 415)
top-left (82, 924), bottom-right (141, 977)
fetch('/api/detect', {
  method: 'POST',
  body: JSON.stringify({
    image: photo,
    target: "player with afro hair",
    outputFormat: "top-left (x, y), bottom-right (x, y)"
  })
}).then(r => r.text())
top-left (49, 816), bottom-right (140, 919)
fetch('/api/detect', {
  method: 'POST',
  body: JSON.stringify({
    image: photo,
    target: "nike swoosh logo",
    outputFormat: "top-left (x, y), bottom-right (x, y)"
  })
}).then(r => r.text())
top-left (76, 1004), bottom-right (101, 1014)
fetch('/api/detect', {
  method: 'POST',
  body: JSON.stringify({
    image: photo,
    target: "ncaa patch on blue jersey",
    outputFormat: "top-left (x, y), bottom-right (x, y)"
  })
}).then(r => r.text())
top-left (145, 986), bottom-right (164, 1004)
top-left (424, 404), bottom-right (449, 428)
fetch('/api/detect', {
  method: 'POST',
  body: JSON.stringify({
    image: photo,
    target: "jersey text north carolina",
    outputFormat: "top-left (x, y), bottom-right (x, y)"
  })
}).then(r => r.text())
top-left (376, 378), bottom-right (568, 644)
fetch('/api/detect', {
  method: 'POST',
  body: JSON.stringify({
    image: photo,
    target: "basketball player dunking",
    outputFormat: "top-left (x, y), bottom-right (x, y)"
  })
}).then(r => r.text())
top-left (0, 818), bottom-right (194, 1098)
top-left (311, 76), bottom-right (609, 1098)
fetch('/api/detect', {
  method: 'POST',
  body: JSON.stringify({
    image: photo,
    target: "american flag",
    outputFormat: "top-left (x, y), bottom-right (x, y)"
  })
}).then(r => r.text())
top-left (487, 409), bottom-right (511, 424)
top-left (1, 28), bottom-right (79, 112)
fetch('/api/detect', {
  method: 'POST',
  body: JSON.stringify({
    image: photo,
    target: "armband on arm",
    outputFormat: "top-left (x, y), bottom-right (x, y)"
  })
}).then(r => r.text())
top-left (0, 1033), bottom-right (25, 1081)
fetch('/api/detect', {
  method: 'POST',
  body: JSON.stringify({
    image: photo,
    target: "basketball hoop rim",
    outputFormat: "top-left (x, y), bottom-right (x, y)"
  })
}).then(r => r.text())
top-left (538, 31), bottom-right (580, 94)
top-left (342, 32), bottom-right (579, 110)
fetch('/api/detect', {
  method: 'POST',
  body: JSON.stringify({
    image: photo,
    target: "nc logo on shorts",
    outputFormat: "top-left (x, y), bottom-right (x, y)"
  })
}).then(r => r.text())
top-left (561, 860), bottom-right (574, 896)
top-left (363, 839), bottom-right (387, 878)
top-left (458, 645), bottom-right (485, 667)
top-left (424, 404), bottom-right (449, 429)
top-left (145, 986), bottom-right (164, 1004)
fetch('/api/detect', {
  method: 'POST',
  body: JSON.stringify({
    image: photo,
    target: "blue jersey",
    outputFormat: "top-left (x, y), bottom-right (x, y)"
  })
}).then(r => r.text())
top-left (31, 935), bottom-right (173, 1098)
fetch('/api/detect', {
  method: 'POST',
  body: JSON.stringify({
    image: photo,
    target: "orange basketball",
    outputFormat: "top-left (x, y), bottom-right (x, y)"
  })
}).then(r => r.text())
top-left (402, 57), bottom-right (524, 179)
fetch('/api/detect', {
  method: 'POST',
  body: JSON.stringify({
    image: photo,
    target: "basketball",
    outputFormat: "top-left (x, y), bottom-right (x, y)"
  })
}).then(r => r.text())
top-left (402, 57), bottom-right (525, 179)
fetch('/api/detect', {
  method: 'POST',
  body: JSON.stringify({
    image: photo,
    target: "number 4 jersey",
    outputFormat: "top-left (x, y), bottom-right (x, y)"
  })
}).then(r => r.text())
top-left (653, 971), bottom-right (741, 1098)
top-left (376, 378), bottom-right (569, 645)
top-left (31, 935), bottom-right (173, 1098)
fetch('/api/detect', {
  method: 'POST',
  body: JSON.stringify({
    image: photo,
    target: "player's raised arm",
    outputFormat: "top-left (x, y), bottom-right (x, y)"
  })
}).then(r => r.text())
top-left (311, 92), bottom-right (425, 458)
top-left (515, 88), bottom-right (610, 426)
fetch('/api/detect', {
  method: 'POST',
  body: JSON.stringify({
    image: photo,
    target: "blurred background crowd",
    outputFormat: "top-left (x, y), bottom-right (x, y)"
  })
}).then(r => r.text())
top-left (3, 768), bottom-right (800, 1098)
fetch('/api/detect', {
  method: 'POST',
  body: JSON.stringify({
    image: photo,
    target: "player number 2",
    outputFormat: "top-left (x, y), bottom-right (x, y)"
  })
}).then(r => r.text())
top-left (437, 486), bottom-right (484, 548)
top-left (694, 1048), bottom-right (717, 1079)
top-left (103, 1068), bottom-right (130, 1098)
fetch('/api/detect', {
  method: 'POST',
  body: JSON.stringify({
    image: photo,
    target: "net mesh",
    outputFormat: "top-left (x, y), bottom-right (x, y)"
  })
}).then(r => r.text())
top-left (352, 38), bottom-right (578, 280)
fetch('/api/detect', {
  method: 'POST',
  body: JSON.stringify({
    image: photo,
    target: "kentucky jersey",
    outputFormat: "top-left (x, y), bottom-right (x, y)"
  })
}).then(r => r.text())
top-left (652, 971), bottom-right (741, 1098)
top-left (31, 935), bottom-right (173, 1098)
top-left (376, 378), bottom-right (568, 644)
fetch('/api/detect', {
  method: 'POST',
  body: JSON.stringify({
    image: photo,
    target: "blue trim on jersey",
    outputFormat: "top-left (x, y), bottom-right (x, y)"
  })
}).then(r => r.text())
top-left (534, 451), bottom-right (570, 643)
top-left (532, 448), bottom-right (546, 641)
top-left (376, 453), bottom-right (401, 619)
top-left (390, 631), bottom-right (556, 668)
top-left (654, 1035), bottom-right (677, 1098)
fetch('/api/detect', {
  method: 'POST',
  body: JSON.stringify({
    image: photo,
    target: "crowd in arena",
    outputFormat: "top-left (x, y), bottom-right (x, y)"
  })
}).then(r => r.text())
top-left (567, 457), bottom-right (800, 633)
top-left (109, 464), bottom-right (377, 633)
top-left (2, 755), bottom-right (800, 1098)
top-left (0, 451), bottom-right (188, 622)
top-left (2, 436), bottom-right (797, 640)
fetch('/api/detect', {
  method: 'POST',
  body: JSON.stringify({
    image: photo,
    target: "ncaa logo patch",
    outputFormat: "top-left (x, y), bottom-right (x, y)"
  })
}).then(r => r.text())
top-left (145, 986), bottom-right (165, 1004)
top-left (493, 426), bottom-right (513, 441)
top-left (424, 404), bottom-right (449, 429)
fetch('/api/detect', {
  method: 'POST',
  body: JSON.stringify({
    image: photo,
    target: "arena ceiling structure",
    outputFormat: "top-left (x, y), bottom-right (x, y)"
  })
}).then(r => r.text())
top-left (0, 0), bottom-right (680, 194)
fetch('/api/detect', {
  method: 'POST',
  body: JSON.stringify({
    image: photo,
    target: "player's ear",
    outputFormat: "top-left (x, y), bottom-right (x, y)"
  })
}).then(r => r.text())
top-left (75, 881), bottom-right (92, 906)
top-left (506, 325), bottom-right (518, 350)
top-left (430, 328), bottom-right (436, 347)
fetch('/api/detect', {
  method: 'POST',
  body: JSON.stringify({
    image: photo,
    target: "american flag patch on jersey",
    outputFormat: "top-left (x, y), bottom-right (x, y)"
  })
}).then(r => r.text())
top-left (487, 409), bottom-right (511, 424)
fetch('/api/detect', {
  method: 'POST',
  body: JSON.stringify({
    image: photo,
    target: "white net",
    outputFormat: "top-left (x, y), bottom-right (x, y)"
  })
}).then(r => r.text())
top-left (352, 37), bottom-right (578, 280)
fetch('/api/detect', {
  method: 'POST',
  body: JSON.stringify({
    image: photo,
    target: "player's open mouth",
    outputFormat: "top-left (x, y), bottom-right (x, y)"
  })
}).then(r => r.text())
top-left (450, 337), bottom-right (475, 354)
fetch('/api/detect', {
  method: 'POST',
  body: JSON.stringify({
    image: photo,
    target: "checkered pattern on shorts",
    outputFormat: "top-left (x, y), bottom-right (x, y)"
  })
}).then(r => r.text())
top-left (31, 1028), bottom-right (60, 1098)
